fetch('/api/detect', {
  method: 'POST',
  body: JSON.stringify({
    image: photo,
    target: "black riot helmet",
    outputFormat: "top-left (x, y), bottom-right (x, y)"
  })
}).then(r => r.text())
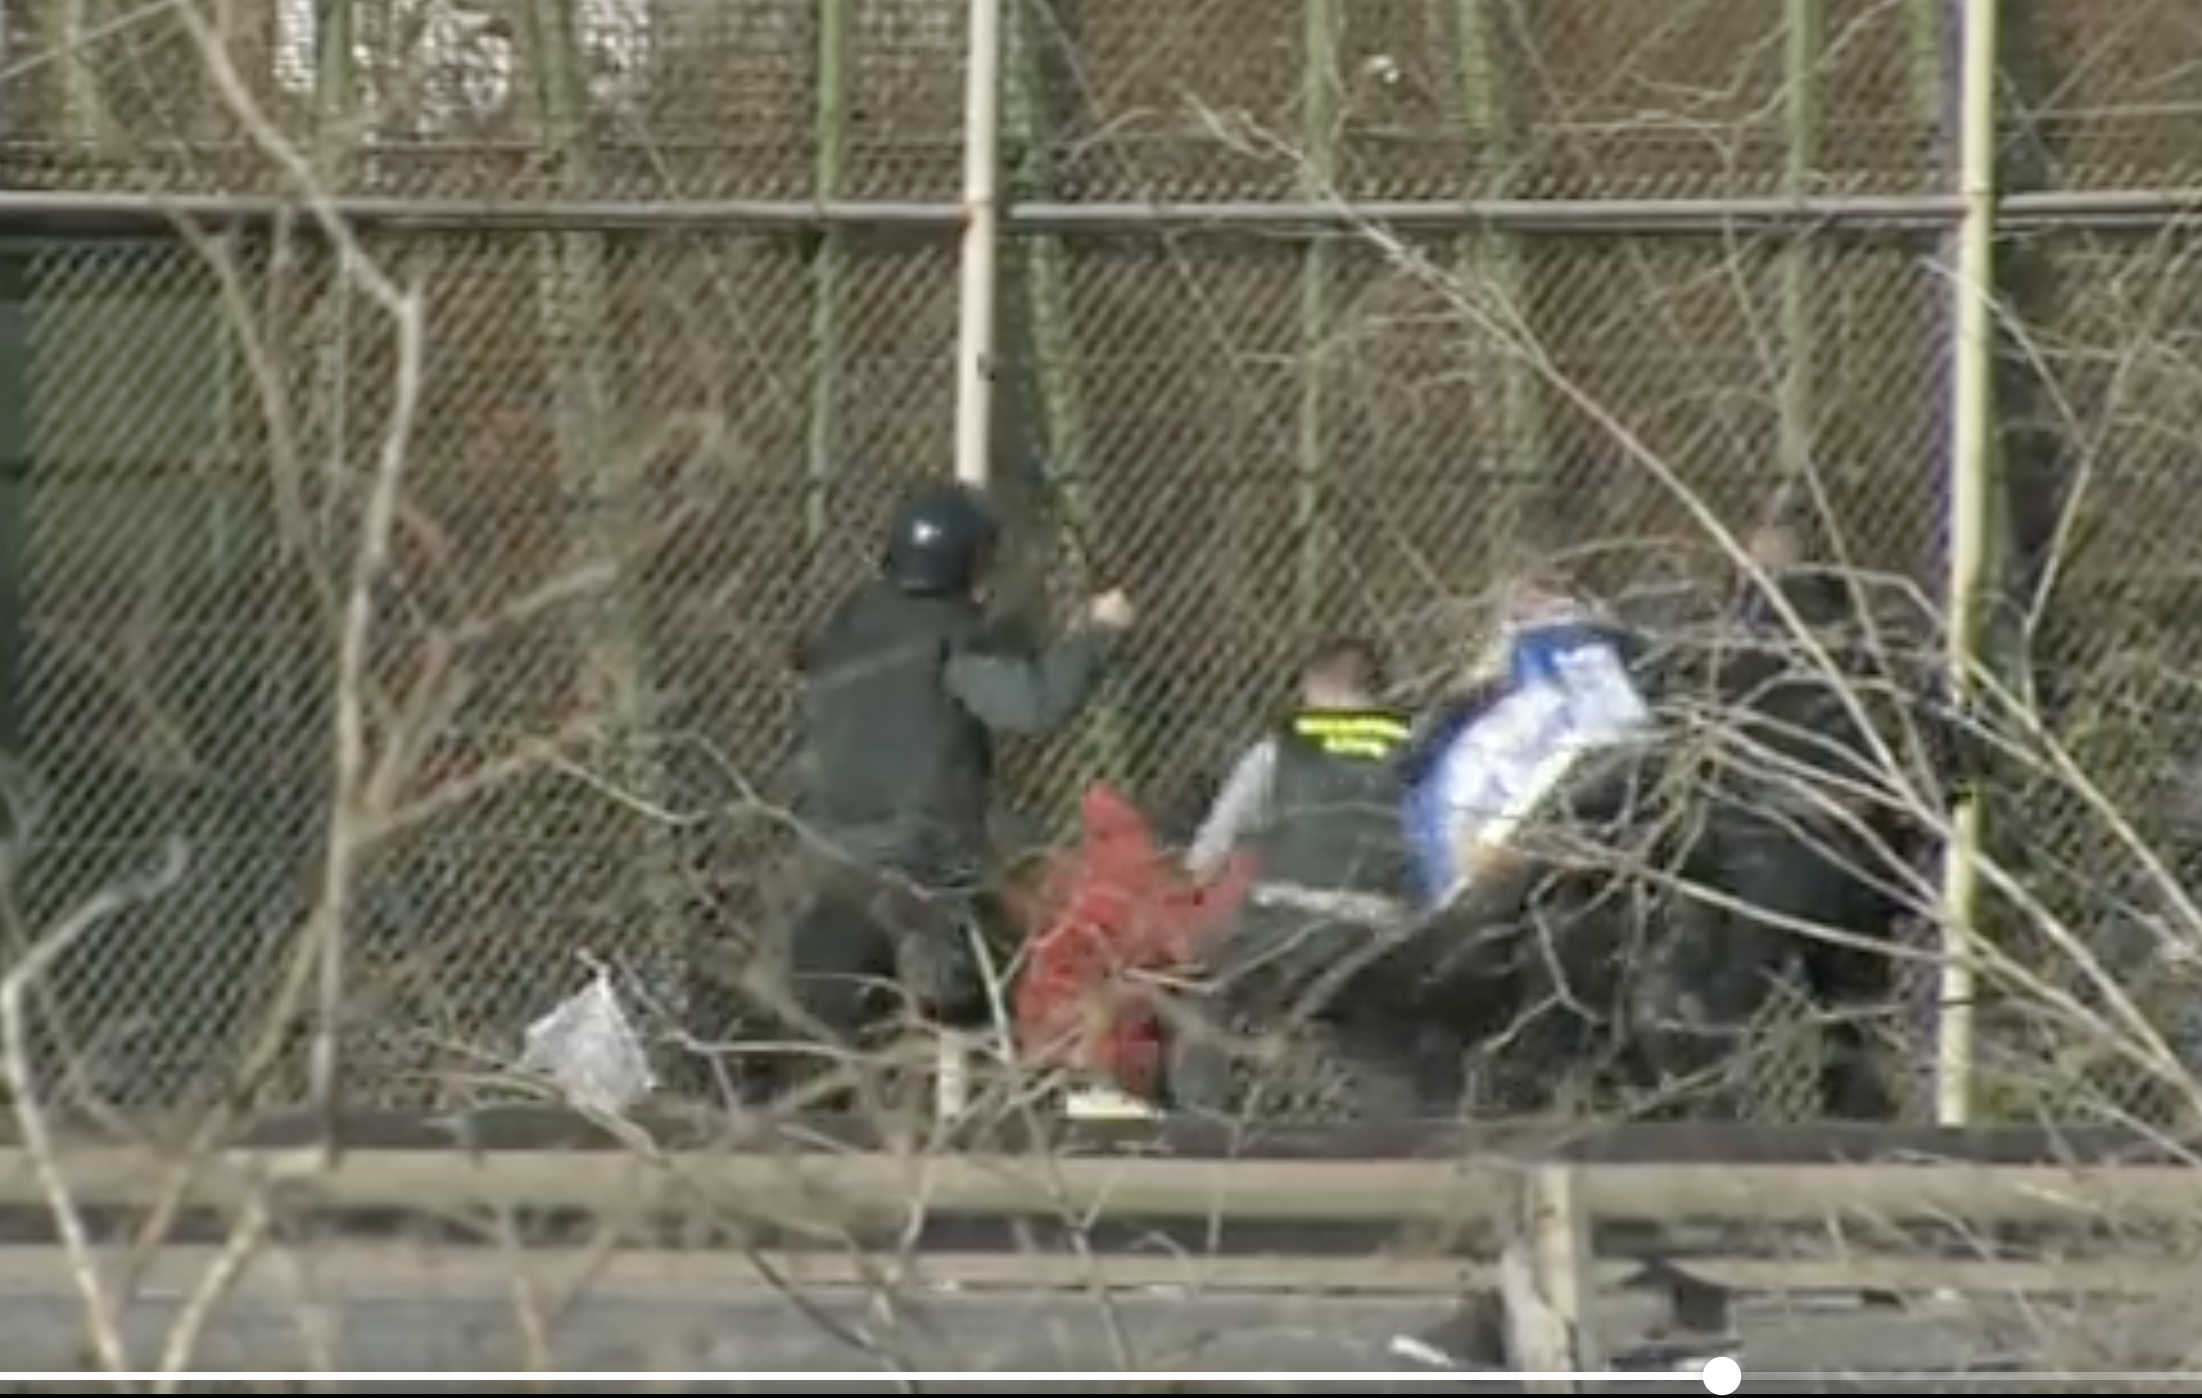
top-left (882, 480), bottom-right (1000, 596)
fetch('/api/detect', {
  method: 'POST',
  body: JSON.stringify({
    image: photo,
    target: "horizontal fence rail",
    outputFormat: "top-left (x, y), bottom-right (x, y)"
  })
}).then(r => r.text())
top-left (4, 188), bottom-right (2202, 235)
top-left (27, 1147), bottom-right (2190, 1229)
top-left (0, 1243), bottom-right (2173, 1302)
top-left (10, 1116), bottom-right (2199, 1219)
top-left (189, 1112), bottom-right (2202, 1163)
top-left (8, 1119), bottom-right (2200, 1382)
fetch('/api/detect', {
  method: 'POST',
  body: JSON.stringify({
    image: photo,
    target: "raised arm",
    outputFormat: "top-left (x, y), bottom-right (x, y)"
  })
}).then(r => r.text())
top-left (943, 629), bottom-right (1112, 736)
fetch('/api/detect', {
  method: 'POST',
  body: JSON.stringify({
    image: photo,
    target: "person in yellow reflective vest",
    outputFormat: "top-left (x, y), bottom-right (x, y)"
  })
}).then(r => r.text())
top-left (1178, 637), bottom-right (1426, 1116)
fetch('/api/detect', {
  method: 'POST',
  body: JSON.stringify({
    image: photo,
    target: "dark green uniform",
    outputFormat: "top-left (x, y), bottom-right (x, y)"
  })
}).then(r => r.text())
top-left (788, 577), bottom-right (1108, 1037)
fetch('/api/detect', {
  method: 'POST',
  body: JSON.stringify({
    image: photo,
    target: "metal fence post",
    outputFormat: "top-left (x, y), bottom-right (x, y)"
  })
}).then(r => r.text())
top-left (1500, 1164), bottom-right (1596, 1386)
top-left (1935, 0), bottom-right (2004, 1129)
top-left (953, 0), bottom-right (1005, 497)
top-left (1294, 0), bottom-right (1341, 628)
top-left (803, 0), bottom-right (852, 547)
top-left (524, 0), bottom-right (688, 1027)
top-left (1004, 0), bottom-right (1124, 792)
top-left (1777, 0), bottom-right (1824, 486)
top-left (1453, 0), bottom-right (1543, 552)
top-left (1898, 0), bottom-right (1953, 1128)
top-left (0, 246), bottom-right (24, 767)
top-left (940, 0), bottom-right (1007, 1120)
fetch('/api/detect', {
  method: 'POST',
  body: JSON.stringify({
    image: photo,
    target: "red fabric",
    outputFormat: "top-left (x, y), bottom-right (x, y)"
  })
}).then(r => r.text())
top-left (1009, 785), bottom-right (1253, 1095)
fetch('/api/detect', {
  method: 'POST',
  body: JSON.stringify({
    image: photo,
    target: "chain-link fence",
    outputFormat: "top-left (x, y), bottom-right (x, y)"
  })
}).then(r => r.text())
top-left (0, 0), bottom-right (2199, 1120)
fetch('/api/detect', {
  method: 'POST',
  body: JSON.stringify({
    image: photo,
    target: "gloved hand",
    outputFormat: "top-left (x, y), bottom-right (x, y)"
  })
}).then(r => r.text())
top-left (1087, 588), bottom-right (1135, 631)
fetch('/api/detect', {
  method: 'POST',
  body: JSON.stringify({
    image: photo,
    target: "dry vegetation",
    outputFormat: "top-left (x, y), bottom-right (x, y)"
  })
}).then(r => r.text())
top-left (6, 0), bottom-right (2202, 1387)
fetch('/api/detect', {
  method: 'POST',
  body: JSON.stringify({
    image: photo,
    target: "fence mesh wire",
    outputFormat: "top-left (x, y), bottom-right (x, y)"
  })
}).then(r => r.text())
top-left (0, 0), bottom-right (2199, 1120)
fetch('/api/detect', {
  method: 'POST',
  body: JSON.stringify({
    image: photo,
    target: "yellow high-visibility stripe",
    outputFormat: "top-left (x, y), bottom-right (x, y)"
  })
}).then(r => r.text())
top-left (1290, 711), bottom-right (1409, 760)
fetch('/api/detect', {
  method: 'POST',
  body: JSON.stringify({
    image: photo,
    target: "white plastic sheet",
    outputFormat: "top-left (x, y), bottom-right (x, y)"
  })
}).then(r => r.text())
top-left (518, 969), bottom-right (656, 1114)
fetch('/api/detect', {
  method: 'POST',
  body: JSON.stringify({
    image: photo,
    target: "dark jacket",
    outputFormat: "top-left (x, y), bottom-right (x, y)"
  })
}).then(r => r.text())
top-left (1727, 566), bottom-right (1976, 819)
top-left (1737, 565), bottom-right (1854, 635)
top-left (1255, 707), bottom-right (1413, 898)
top-left (796, 579), bottom-right (1109, 879)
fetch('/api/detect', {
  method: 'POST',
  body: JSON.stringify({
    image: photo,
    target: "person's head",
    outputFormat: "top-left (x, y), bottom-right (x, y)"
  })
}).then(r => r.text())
top-left (1745, 519), bottom-right (1810, 572)
top-left (882, 481), bottom-right (999, 597)
top-left (1744, 481), bottom-right (1829, 571)
top-left (1493, 559), bottom-right (1583, 628)
top-left (1299, 635), bottom-right (1386, 709)
top-left (1455, 560), bottom-right (1585, 689)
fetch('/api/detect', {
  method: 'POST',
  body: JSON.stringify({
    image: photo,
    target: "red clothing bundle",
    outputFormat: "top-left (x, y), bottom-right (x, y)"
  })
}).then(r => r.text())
top-left (1009, 785), bottom-right (1253, 1095)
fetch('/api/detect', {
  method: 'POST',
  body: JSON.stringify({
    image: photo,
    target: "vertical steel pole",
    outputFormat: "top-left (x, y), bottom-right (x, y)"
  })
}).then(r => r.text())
top-left (1777, 0), bottom-right (1824, 484)
top-left (1936, 0), bottom-right (2002, 1128)
top-left (1005, 0), bottom-right (1124, 787)
top-left (1902, 0), bottom-right (1953, 1123)
top-left (526, 0), bottom-right (687, 1037)
top-left (952, 0), bottom-right (1005, 492)
top-left (803, 0), bottom-right (853, 544)
top-left (1294, 0), bottom-right (1340, 627)
top-left (940, 0), bottom-right (1007, 1117)
top-left (1454, 0), bottom-right (1543, 555)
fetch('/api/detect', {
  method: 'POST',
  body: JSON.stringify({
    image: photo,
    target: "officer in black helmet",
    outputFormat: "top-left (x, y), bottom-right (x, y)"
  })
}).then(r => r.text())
top-left (781, 479), bottom-right (1133, 1066)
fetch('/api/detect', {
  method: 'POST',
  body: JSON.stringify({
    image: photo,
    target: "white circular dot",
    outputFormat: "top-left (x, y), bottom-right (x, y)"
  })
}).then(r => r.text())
top-left (1701, 1355), bottom-right (1742, 1394)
